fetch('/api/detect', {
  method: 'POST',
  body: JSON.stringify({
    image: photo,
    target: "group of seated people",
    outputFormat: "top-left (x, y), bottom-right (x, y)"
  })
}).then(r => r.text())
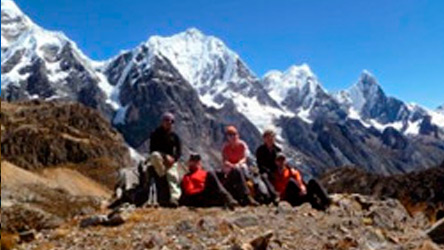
top-left (114, 112), bottom-right (332, 210)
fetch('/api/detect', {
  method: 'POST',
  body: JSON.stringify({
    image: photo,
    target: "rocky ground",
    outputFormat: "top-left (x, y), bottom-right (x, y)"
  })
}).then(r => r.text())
top-left (320, 165), bottom-right (444, 222)
top-left (6, 194), bottom-right (442, 250)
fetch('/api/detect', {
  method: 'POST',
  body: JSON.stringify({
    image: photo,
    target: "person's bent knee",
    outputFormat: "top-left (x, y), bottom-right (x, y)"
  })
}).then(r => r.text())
top-left (207, 171), bottom-right (218, 180)
top-left (150, 151), bottom-right (162, 159)
top-left (150, 152), bottom-right (166, 176)
top-left (230, 167), bottom-right (242, 175)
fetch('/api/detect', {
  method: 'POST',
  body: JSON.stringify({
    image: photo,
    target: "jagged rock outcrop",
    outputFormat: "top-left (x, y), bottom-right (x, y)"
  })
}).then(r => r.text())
top-left (320, 163), bottom-right (444, 221)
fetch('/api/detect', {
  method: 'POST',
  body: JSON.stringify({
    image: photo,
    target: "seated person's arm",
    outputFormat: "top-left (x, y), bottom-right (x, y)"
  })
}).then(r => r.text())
top-left (236, 142), bottom-right (249, 167)
top-left (173, 135), bottom-right (181, 162)
top-left (222, 147), bottom-right (235, 169)
top-left (237, 156), bottom-right (247, 166)
top-left (292, 168), bottom-right (307, 195)
top-left (256, 148), bottom-right (269, 175)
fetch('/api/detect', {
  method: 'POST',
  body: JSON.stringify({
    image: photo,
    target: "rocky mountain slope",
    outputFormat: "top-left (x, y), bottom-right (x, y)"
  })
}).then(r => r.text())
top-left (1, 100), bottom-right (132, 236)
top-left (2, 0), bottom-right (444, 175)
top-left (13, 195), bottom-right (442, 250)
top-left (1, 101), bottom-right (131, 179)
top-left (320, 162), bottom-right (444, 222)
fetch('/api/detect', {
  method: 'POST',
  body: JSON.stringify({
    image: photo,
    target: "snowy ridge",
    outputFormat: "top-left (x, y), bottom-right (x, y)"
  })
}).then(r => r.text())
top-left (1, 0), bottom-right (118, 108)
top-left (428, 109), bottom-right (444, 129)
top-left (263, 64), bottom-right (320, 104)
top-left (1, 0), bottom-right (34, 49)
top-left (262, 64), bottom-right (334, 123)
top-left (335, 70), bottom-right (382, 113)
top-left (226, 93), bottom-right (293, 132)
top-left (144, 28), bottom-right (256, 107)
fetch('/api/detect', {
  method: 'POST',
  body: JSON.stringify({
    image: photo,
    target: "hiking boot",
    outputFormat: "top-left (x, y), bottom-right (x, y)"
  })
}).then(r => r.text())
top-left (225, 198), bottom-right (239, 210)
top-left (272, 197), bottom-right (280, 207)
top-left (244, 196), bottom-right (259, 207)
top-left (167, 199), bottom-right (179, 208)
top-left (250, 199), bottom-right (260, 207)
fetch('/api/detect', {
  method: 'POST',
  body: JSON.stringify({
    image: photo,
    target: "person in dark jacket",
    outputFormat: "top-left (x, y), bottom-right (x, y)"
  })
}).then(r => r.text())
top-left (148, 112), bottom-right (182, 207)
top-left (252, 129), bottom-right (281, 205)
top-left (180, 154), bottom-right (238, 209)
top-left (150, 112), bottom-right (181, 162)
top-left (256, 129), bottom-right (281, 178)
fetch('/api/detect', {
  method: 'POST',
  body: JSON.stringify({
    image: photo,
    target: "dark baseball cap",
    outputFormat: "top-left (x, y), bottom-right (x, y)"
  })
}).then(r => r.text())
top-left (189, 153), bottom-right (201, 162)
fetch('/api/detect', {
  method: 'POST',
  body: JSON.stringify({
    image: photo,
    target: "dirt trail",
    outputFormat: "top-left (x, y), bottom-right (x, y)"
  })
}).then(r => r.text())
top-left (1, 161), bottom-right (111, 199)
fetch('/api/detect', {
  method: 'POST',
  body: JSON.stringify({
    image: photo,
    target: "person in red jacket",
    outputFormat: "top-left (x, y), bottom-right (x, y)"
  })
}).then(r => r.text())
top-left (273, 153), bottom-right (331, 210)
top-left (180, 154), bottom-right (238, 208)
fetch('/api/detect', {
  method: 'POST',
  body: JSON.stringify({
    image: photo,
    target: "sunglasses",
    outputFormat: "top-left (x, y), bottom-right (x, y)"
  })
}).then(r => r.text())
top-left (227, 133), bottom-right (237, 137)
top-left (164, 119), bottom-right (175, 124)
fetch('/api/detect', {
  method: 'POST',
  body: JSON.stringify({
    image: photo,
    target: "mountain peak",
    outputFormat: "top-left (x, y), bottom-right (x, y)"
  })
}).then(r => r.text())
top-left (1, 0), bottom-right (24, 16)
top-left (360, 69), bottom-right (374, 77)
top-left (352, 70), bottom-right (383, 96)
top-left (264, 64), bottom-right (316, 84)
top-left (335, 71), bottom-right (385, 113)
top-left (263, 64), bottom-right (323, 105)
top-left (144, 28), bottom-right (244, 90)
top-left (437, 105), bottom-right (444, 114)
top-left (358, 70), bottom-right (380, 88)
top-left (286, 64), bottom-right (314, 77)
top-left (147, 28), bottom-right (224, 49)
top-left (183, 27), bottom-right (204, 37)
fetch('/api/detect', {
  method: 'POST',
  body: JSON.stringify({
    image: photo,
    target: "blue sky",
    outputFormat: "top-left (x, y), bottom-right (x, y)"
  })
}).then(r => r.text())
top-left (13, 0), bottom-right (444, 108)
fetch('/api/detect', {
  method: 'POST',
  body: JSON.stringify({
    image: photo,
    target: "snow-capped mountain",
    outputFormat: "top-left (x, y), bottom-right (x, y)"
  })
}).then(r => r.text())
top-left (1, 0), bottom-right (116, 115)
top-left (263, 64), bottom-right (346, 123)
top-left (335, 71), bottom-right (444, 136)
top-left (335, 71), bottom-right (409, 124)
top-left (2, 0), bottom-right (444, 175)
top-left (103, 28), bottom-right (285, 132)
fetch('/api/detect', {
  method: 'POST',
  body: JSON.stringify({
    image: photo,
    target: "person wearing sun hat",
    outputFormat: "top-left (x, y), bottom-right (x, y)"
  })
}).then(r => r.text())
top-left (220, 125), bottom-right (258, 206)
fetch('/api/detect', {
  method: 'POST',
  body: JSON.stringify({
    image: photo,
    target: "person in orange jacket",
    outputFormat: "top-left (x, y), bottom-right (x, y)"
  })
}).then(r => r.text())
top-left (180, 154), bottom-right (238, 208)
top-left (273, 153), bottom-right (331, 210)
